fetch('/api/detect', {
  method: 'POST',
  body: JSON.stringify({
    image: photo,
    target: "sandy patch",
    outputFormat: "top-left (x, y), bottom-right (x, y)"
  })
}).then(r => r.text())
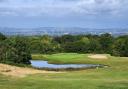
top-left (88, 54), bottom-right (108, 59)
top-left (0, 63), bottom-right (61, 77)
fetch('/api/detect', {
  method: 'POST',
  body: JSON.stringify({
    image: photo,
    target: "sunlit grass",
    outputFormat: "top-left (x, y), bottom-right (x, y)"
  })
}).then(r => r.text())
top-left (0, 53), bottom-right (128, 89)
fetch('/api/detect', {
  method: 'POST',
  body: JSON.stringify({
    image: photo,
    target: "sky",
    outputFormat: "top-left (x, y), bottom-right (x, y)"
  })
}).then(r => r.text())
top-left (0, 0), bottom-right (128, 28)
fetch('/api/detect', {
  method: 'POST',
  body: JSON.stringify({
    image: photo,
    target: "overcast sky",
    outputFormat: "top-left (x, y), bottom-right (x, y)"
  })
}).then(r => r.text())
top-left (0, 0), bottom-right (128, 28)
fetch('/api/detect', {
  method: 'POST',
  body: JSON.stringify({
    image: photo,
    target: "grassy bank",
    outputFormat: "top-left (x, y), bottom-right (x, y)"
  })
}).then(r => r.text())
top-left (32, 53), bottom-right (127, 66)
top-left (0, 53), bottom-right (128, 89)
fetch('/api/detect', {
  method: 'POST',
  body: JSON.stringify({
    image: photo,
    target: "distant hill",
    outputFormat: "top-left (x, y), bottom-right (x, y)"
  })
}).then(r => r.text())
top-left (0, 27), bottom-right (128, 36)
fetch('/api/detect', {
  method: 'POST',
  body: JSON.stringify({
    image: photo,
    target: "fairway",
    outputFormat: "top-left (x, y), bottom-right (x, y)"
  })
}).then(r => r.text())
top-left (0, 0), bottom-right (128, 88)
top-left (0, 53), bottom-right (128, 89)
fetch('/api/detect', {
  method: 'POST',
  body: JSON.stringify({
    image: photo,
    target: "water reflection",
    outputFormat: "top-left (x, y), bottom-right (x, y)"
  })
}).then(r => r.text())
top-left (31, 60), bottom-right (101, 69)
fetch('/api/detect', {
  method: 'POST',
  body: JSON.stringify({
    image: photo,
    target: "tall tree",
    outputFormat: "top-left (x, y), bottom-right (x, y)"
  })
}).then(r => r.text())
top-left (99, 33), bottom-right (114, 54)
top-left (112, 36), bottom-right (128, 57)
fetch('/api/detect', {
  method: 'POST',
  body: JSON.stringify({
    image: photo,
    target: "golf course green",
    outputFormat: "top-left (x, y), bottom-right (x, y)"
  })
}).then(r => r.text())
top-left (0, 53), bottom-right (128, 89)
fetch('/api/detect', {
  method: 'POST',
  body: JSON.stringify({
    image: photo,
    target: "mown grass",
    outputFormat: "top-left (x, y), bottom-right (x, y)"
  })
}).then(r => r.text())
top-left (0, 53), bottom-right (128, 89)
top-left (32, 53), bottom-right (127, 66)
top-left (32, 53), bottom-right (92, 64)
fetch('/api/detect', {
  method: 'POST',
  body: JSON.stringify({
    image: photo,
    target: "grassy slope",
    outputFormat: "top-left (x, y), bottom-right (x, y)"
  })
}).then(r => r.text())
top-left (32, 53), bottom-right (127, 66)
top-left (0, 53), bottom-right (128, 89)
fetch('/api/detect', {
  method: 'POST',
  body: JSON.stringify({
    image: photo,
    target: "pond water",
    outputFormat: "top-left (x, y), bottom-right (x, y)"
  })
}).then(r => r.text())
top-left (31, 60), bottom-right (102, 69)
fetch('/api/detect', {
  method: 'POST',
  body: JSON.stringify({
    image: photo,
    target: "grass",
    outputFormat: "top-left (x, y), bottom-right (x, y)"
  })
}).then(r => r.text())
top-left (32, 53), bottom-right (126, 65)
top-left (32, 53), bottom-right (92, 64)
top-left (0, 53), bottom-right (128, 89)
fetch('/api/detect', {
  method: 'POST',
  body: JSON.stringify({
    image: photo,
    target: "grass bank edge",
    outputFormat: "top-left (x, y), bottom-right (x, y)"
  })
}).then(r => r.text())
top-left (31, 53), bottom-right (121, 65)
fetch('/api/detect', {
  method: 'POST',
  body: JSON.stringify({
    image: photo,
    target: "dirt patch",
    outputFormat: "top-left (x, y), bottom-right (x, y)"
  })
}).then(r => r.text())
top-left (0, 63), bottom-right (62, 78)
top-left (88, 54), bottom-right (108, 59)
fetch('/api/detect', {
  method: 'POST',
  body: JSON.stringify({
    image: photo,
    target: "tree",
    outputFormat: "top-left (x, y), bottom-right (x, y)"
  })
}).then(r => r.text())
top-left (11, 37), bottom-right (31, 64)
top-left (112, 36), bottom-right (128, 57)
top-left (0, 41), bottom-right (7, 62)
top-left (30, 39), bottom-right (43, 53)
top-left (99, 33), bottom-right (114, 54)
top-left (0, 39), bottom-right (18, 63)
top-left (63, 37), bottom-right (91, 53)
top-left (29, 35), bottom-right (61, 54)
top-left (0, 32), bottom-right (6, 41)
top-left (0, 37), bottom-right (32, 64)
top-left (88, 38), bottom-right (101, 53)
top-left (60, 35), bottom-right (76, 44)
top-left (0, 33), bottom-right (7, 62)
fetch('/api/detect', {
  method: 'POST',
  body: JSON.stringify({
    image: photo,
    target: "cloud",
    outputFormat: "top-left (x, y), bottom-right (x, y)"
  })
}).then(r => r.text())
top-left (74, 0), bottom-right (128, 15)
top-left (0, 0), bottom-right (128, 17)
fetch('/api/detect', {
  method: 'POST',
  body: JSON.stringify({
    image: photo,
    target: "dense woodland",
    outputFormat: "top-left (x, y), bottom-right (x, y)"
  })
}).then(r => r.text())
top-left (0, 32), bottom-right (128, 64)
top-left (0, 33), bottom-right (31, 65)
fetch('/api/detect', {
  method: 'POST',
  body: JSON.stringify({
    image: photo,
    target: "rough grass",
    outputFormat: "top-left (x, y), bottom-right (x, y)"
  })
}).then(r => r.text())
top-left (0, 63), bottom-right (61, 77)
top-left (0, 53), bottom-right (128, 89)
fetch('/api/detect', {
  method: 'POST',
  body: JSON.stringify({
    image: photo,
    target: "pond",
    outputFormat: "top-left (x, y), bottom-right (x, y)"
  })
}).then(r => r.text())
top-left (31, 60), bottom-right (103, 69)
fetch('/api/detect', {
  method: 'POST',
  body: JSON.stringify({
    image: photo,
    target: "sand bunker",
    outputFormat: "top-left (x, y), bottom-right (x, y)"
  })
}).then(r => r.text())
top-left (88, 54), bottom-right (108, 59)
top-left (0, 63), bottom-right (61, 77)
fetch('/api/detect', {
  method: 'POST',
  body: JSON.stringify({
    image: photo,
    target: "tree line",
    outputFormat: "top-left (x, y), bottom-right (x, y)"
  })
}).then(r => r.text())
top-left (0, 32), bottom-right (128, 64)
top-left (27, 33), bottom-right (128, 57)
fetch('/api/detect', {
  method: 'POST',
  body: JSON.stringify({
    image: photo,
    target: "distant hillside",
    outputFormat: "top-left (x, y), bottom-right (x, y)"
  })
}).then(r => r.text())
top-left (0, 27), bottom-right (128, 36)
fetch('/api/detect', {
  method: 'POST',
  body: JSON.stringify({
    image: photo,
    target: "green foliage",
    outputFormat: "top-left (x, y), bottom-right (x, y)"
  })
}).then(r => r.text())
top-left (29, 35), bottom-right (61, 54)
top-left (1, 32), bottom-right (128, 58)
top-left (10, 37), bottom-right (31, 64)
top-left (28, 33), bottom-right (128, 57)
top-left (0, 34), bottom-right (31, 64)
top-left (88, 38), bottom-right (101, 53)
top-left (59, 35), bottom-right (76, 43)
top-left (0, 32), bottom-right (6, 40)
top-left (63, 40), bottom-right (90, 53)
top-left (99, 33), bottom-right (114, 54)
top-left (112, 36), bottom-right (128, 57)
